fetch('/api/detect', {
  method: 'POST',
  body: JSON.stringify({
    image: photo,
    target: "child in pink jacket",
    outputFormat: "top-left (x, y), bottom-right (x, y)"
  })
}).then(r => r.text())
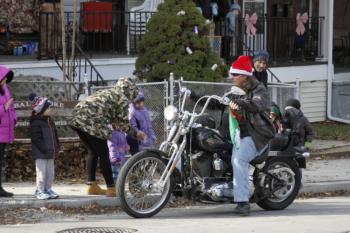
top-left (0, 65), bottom-right (17, 197)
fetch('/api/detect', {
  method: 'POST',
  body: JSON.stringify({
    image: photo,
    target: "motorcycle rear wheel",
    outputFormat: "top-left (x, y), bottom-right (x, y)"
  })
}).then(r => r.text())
top-left (256, 157), bottom-right (301, 210)
top-left (117, 150), bottom-right (174, 218)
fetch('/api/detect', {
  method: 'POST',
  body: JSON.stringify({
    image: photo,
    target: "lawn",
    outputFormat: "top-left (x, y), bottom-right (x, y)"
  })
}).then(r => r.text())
top-left (312, 121), bottom-right (350, 141)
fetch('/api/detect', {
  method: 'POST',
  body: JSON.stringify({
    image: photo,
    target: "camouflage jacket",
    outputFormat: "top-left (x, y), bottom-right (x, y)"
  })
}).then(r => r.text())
top-left (70, 86), bottom-right (137, 140)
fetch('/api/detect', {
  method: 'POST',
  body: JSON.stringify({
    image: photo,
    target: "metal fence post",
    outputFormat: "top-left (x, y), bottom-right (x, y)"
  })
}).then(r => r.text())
top-left (295, 78), bottom-right (301, 99)
top-left (169, 73), bottom-right (174, 106)
top-left (164, 80), bottom-right (169, 138)
top-left (83, 73), bottom-right (90, 96)
top-left (271, 85), bottom-right (277, 104)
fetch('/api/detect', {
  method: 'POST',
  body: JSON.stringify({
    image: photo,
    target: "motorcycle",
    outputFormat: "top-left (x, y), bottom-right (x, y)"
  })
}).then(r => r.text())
top-left (116, 84), bottom-right (310, 218)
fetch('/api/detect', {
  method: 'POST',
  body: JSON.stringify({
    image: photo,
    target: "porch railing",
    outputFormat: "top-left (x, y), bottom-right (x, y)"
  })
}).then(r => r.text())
top-left (38, 11), bottom-right (154, 59)
top-left (218, 16), bottom-right (325, 64)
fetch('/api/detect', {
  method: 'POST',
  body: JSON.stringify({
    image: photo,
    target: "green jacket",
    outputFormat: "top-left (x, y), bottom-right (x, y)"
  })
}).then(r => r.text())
top-left (70, 86), bottom-right (137, 140)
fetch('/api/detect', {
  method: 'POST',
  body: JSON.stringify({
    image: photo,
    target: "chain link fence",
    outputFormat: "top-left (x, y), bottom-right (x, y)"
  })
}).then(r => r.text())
top-left (91, 81), bottom-right (168, 147)
top-left (9, 80), bottom-right (83, 141)
top-left (10, 79), bottom-right (296, 144)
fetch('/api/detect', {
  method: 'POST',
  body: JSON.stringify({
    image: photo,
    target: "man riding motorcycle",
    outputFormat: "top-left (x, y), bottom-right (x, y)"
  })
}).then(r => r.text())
top-left (228, 56), bottom-right (275, 216)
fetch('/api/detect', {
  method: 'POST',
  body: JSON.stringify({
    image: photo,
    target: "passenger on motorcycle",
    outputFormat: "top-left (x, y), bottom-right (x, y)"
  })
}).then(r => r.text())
top-left (229, 56), bottom-right (275, 216)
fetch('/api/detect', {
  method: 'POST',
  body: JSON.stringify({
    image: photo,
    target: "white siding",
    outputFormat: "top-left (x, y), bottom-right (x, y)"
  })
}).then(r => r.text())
top-left (300, 80), bottom-right (328, 122)
top-left (127, 0), bottom-right (145, 10)
top-left (269, 64), bottom-right (328, 83)
top-left (3, 58), bottom-right (137, 81)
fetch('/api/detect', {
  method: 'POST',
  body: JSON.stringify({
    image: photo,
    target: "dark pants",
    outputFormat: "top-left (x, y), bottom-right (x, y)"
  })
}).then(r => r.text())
top-left (0, 144), bottom-right (6, 186)
top-left (127, 135), bottom-right (139, 155)
top-left (75, 129), bottom-right (114, 187)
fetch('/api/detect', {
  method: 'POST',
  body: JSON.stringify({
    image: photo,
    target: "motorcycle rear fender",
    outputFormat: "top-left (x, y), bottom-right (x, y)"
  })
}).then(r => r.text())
top-left (269, 152), bottom-right (306, 169)
top-left (295, 155), bottom-right (306, 168)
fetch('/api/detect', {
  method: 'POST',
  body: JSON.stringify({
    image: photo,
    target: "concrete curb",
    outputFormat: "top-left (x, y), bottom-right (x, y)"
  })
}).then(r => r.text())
top-left (0, 196), bottom-right (120, 209)
top-left (311, 145), bottom-right (350, 158)
top-left (2, 181), bottom-right (350, 210)
top-left (300, 180), bottom-right (350, 194)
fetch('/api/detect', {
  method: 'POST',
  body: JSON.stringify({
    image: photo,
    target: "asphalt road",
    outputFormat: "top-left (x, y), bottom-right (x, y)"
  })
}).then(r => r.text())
top-left (1, 197), bottom-right (350, 233)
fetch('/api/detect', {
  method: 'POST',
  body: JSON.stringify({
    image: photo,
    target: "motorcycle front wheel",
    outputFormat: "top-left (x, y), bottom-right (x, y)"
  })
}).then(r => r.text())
top-left (117, 150), bottom-right (174, 218)
top-left (256, 157), bottom-right (301, 211)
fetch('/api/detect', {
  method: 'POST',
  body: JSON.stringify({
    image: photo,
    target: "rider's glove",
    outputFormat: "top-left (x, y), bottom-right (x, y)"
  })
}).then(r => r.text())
top-left (304, 141), bottom-right (312, 150)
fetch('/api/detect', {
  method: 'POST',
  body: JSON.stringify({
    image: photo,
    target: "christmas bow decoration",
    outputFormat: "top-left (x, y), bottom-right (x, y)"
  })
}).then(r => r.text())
top-left (296, 12), bottom-right (308, 36)
top-left (245, 13), bottom-right (258, 36)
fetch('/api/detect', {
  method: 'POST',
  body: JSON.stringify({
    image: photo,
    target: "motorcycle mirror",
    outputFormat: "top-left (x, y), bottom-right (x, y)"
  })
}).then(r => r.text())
top-left (181, 87), bottom-right (191, 96)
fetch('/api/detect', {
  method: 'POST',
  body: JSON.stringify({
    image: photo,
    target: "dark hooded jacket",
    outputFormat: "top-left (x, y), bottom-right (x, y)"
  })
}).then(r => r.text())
top-left (253, 70), bottom-right (268, 88)
top-left (283, 107), bottom-right (313, 147)
top-left (30, 115), bottom-right (60, 160)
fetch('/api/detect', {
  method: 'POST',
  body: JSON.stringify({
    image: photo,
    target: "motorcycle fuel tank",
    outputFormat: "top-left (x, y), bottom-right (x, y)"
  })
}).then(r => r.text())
top-left (192, 127), bottom-right (232, 152)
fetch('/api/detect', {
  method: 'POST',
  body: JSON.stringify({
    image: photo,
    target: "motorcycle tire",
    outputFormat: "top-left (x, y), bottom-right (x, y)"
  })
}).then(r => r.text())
top-left (117, 150), bottom-right (174, 218)
top-left (256, 157), bottom-right (301, 211)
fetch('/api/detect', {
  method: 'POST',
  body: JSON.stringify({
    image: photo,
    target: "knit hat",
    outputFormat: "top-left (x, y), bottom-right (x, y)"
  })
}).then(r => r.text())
top-left (253, 50), bottom-right (270, 63)
top-left (270, 105), bottom-right (281, 118)
top-left (230, 3), bottom-right (241, 12)
top-left (133, 89), bottom-right (145, 103)
top-left (29, 93), bottom-right (51, 114)
top-left (229, 55), bottom-right (253, 77)
top-left (286, 98), bottom-right (301, 110)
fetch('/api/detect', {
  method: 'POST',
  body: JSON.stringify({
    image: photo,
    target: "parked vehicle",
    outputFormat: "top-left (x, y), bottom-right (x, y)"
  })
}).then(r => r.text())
top-left (117, 84), bottom-right (309, 218)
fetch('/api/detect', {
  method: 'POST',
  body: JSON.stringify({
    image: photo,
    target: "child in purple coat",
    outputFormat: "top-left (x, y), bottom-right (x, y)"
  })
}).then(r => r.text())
top-left (128, 91), bottom-right (156, 153)
top-left (107, 123), bottom-right (129, 182)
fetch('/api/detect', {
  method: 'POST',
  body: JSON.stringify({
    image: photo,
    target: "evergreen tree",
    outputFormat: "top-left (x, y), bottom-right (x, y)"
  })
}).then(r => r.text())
top-left (135, 0), bottom-right (227, 82)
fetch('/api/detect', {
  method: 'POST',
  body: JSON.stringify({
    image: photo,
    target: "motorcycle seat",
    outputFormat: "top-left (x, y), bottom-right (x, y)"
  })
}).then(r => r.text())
top-left (250, 144), bottom-right (270, 165)
top-left (269, 133), bottom-right (290, 151)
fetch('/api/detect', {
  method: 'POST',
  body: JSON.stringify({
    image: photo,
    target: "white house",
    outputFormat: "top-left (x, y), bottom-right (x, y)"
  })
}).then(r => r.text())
top-left (0, 0), bottom-right (347, 122)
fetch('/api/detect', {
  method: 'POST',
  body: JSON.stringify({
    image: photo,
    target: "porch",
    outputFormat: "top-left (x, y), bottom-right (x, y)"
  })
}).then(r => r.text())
top-left (0, 10), bottom-right (325, 67)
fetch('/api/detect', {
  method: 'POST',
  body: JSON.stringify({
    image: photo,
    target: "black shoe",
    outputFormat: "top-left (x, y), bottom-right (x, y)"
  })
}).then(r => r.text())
top-left (0, 187), bottom-right (14, 198)
top-left (234, 202), bottom-right (250, 216)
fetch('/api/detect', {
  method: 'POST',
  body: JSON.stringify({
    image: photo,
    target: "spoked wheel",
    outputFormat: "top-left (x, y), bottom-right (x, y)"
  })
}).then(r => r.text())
top-left (117, 151), bottom-right (173, 218)
top-left (256, 157), bottom-right (301, 210)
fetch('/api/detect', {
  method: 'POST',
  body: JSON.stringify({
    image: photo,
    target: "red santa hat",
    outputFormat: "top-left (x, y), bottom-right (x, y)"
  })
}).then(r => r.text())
top-left (229, 55), bottom-right (253, 77)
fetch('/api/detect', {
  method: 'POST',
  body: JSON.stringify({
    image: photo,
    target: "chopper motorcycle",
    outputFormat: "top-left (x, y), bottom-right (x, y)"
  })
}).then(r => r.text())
top-left (116, 84), bottom-right (310, 218)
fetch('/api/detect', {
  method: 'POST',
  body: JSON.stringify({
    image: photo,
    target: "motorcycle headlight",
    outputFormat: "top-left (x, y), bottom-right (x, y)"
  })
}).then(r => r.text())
top-left (164, 105), bottom-right (178, 121)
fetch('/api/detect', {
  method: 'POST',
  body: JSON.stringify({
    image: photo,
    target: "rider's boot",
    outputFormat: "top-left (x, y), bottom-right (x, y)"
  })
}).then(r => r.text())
top-left (234, 202), bottom-right (250, 216)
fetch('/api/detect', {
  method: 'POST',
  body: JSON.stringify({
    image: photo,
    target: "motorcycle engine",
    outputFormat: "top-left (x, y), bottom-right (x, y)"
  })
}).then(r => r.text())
top-left (192, 151), bottom-right (229, 177)
top-left (205, 178), bottom-right (255, 202)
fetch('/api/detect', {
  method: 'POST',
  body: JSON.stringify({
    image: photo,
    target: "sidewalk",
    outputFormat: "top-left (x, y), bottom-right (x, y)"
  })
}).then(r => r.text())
top-left (311, 139), bottom-right (350, 157)
top-left (0, 183), bottom-right (119, 209)
top-left (1, 158), bottom-right (350, 209)
top-left (1, 139), bottom-right (350, 210)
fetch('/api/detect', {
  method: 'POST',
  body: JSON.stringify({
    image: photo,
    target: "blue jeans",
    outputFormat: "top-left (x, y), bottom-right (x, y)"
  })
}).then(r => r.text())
top-left (231, 136), bottom-right (258, 202)
top-left (111, 165), bottom-right (121, 183)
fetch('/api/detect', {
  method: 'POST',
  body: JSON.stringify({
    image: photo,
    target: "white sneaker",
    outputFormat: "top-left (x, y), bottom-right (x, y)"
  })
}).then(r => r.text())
top-left (36, 192), bottom-right (51, 200)
top-left (46, 189), bottom-right (59, 199)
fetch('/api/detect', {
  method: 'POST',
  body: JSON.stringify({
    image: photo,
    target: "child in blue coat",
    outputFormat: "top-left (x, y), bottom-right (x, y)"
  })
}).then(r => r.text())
top-left (128, 91), bottom-right (156, 154)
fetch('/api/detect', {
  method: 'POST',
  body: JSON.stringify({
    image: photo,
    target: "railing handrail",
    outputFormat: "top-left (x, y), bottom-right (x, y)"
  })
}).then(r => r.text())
top-left (11, 80), bottom-right (84, 84)
top-left (48, 12), bottom-right (106, 87)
